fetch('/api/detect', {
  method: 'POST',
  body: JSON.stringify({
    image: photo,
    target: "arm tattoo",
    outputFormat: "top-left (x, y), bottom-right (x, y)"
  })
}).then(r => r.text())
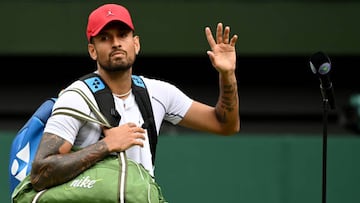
top-left (31, 133), bottom-right (109, 191)
top-left (216, 81), bottom-right (238, 122)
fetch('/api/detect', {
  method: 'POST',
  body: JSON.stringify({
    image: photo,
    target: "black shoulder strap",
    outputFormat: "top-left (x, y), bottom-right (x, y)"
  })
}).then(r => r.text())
top-left (79, 73), bottom-right (158, 165)
top-left (79, 73), bottom-right (121, 127)
top-left (131, 75), bottom-right (158, 165)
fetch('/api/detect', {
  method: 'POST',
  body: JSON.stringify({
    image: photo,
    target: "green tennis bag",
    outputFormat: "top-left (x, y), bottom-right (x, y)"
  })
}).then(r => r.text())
top-left (12, 154), bottom-right (167, 203)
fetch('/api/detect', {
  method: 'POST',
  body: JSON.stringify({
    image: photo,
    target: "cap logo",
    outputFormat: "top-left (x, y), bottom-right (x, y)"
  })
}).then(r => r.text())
top-left (106, 9), bottom-right (115, 17)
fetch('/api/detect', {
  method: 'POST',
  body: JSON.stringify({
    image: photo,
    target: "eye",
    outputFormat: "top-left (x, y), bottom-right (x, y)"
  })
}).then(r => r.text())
top-left (99, 35), bottom-right (110, 41)
top-left (119, 31), bottom-right (129, 38)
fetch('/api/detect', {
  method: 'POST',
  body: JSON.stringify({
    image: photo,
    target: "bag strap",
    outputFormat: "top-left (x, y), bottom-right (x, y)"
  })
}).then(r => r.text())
top-left (53, 88), bottom-right (127, 203)
top-left (131, 75), bottom-right (158, 165)
top-left (79, 73), bottom-right (158, 165)
top-left (53, 88), bottom-right (111, 128)
top-left (79, 73), bottom-right (120, 127)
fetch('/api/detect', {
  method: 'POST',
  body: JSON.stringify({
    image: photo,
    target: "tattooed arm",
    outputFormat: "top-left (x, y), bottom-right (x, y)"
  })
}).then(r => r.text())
top-left (178, 73), bottom-right (239, 135)
top-left (30, 133), bottom-right (109, 191)
top-left (30, 122), bottom-right (146, 191)
top-left (178, 22), bottom-right (240, 135)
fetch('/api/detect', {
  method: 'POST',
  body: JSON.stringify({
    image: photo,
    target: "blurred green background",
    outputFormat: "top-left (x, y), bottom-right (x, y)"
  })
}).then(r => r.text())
top-left (3, 132), bottom-right (360, 202)
top-left (0, 0), bottom-right (359, 56)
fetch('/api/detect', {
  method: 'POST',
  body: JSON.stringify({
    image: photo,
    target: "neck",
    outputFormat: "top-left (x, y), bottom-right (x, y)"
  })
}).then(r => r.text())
top-left (113, 88), bottom-right (132, 98)
top-left (96, 69), bottom-right (132, 97)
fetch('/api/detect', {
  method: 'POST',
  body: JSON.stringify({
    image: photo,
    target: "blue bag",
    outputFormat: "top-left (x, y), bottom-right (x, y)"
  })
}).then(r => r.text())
top-left (9, 98), bottom-right (56, 194)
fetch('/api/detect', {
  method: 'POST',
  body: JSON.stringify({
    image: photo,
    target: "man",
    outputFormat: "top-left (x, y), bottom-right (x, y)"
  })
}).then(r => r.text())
top-left (30, 3), bottom-right (240, 192)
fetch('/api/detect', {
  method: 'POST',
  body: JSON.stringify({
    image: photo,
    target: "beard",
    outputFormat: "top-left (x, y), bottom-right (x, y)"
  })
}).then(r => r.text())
top-left (99, 55), bottom-right (135, 72)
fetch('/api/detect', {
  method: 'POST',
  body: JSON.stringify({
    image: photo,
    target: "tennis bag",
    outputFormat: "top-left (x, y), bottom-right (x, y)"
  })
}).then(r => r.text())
top-left (12, 155), bottom-right (166, 203)
top-left (9, 98), bottom-right (56, 194)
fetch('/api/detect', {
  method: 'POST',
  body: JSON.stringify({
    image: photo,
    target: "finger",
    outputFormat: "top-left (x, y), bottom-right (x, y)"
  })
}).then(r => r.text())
top-left (216, 22), bottom-right (223, 44)
top-left (127, 122), bottom-right (137, 127)
top-left (205, 27), bottom-right (216, 48)
top-left (133, 126), bottom-right (146, 133)
top-left (135, 139), bottom-right (144, 147)
top-left (135, 133), bottom-right (146, 140)
top-left (134, 133), bottom-right (145, 147)
top-left (230, 34), bottom-right (238, 47)
top-left (223, 26), bottom-right (230, 44)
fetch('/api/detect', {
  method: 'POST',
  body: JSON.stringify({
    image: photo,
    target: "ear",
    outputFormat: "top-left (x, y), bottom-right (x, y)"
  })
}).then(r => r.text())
top-left (134, 35), bottom-right (140, 55)
top-left (88, 43), bottom-right (97, 60)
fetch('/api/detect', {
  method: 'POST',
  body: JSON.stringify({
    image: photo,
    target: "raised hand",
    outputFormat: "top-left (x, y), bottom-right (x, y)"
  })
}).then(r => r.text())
top-left (205, 22), bottom-right (238, 74)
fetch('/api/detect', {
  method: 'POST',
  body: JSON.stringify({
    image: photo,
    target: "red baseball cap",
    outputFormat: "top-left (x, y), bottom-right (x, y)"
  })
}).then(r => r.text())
top-left (86, 4), bottom-right (135, 42)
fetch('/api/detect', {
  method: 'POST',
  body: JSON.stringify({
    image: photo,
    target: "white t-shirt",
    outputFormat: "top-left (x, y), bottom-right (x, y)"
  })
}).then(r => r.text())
top-left (44, 75), bottom-right (193, 176)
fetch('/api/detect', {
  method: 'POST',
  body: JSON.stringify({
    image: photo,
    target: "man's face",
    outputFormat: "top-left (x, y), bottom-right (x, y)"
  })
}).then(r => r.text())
top-left (89, 21), bottom-right (140, 72)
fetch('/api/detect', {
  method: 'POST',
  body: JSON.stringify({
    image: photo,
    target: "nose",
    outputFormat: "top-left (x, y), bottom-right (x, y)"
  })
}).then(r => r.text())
top-left (112, 37), bottom-right (122, 48)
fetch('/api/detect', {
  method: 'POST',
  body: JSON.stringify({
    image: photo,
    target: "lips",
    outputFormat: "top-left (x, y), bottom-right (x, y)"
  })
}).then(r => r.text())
top-left (111, 50), bottom-right (126, 57)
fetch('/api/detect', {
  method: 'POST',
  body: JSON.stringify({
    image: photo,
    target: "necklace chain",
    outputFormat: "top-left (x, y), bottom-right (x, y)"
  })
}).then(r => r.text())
top-left (113, 88), bottom-right (132, 98)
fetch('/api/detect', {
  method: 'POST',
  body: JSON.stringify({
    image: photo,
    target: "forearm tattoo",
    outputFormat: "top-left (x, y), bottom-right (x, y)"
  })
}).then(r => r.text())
top-left (216, 81), bottom-right (238, 123)
top-left (31, 133), bottom-right (109, 191)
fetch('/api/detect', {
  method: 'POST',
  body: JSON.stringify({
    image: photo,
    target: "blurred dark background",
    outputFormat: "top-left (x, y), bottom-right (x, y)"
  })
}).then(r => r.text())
top-left (0, 54), bottom-right (359, 134)
top-left (1, 0), bottom-right (360, 134)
